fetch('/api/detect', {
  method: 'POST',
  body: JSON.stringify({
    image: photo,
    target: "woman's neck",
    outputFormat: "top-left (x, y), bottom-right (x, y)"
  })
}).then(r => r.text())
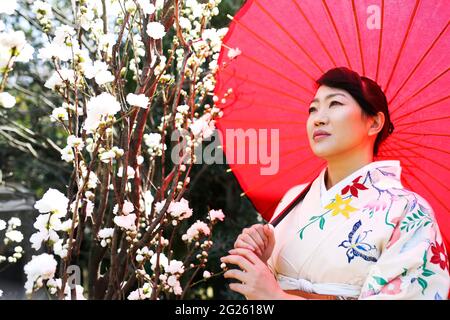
top-left (325, 151), bottom-right (374, 190)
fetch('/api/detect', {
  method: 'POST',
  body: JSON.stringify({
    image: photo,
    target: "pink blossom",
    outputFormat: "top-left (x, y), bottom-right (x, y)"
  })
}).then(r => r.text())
top-left (113, 200), bottom-right (134, 215)
top-left (183, 221), bottom-right (210, 242)
top-left (209, 209), bottom-right (225, 222)
top-left (363, 199), bottom-right (387, 213)
top-left (227, 47), bottom-right (241, 59)
top-left (168, 198), bottom-right (193, 220)
top-left (113, 213), bottom-right (137, 230)
top-left (386, 217), bottom-right (402, 249)
top-left (380, 277), bottom-right (402, 295)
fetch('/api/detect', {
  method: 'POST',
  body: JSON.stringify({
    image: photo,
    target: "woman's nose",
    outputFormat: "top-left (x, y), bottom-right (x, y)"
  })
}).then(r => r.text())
top-left (313, 110), bottom-right (329, 127)
top-left (314, 119), bottom-right (326, 127)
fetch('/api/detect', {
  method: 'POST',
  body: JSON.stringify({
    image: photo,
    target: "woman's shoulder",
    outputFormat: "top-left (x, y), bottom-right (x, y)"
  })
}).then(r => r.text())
top-left (271, 183), bottom-right (310, 220)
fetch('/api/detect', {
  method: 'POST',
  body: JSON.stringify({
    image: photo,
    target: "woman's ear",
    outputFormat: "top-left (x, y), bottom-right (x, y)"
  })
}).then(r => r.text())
top-left (368, 111), bottom-right (385, 137)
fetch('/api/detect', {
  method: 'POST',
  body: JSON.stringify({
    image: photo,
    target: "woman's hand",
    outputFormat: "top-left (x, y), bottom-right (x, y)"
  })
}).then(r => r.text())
top-left (221, 248), bottom-right (287, 300)
top-left (233, 224), bottom-right (275, 263)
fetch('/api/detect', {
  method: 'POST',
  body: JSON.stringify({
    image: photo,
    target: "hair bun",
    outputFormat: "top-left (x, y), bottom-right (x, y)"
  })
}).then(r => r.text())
top-left (388, 122), bottom-right (395, 134)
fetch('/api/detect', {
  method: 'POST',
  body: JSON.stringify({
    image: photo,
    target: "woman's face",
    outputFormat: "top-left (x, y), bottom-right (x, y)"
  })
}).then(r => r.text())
top-left (306, 85), bottom-right (375, 160)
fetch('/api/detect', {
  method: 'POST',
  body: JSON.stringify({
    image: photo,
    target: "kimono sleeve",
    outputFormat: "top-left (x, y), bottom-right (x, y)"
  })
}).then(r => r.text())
top-left (267, 248), bottom-right (276, 275)
top-left (359, 195), bottom-right (450, 300)
top-left (267, 183), bottom-right (308, 275)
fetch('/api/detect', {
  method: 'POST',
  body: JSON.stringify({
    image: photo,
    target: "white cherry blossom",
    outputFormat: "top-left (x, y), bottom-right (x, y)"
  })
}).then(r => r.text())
top-left (146, 22), bottom-right (166, 39)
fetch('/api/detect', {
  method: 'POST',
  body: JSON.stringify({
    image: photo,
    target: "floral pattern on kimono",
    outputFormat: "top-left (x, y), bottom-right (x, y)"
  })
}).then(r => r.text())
top-left (268, 160), bottom-right (450, 300)
top-left (359, 197), bottom-right (449, 300)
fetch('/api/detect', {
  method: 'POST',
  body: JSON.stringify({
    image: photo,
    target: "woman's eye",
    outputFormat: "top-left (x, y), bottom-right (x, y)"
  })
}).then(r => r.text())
top-left (330, 101), bottom-right (342, 107)
top-left (308, 107), bottom-right (316, 114)
top-left (308, 101), bottom-right (342, 113)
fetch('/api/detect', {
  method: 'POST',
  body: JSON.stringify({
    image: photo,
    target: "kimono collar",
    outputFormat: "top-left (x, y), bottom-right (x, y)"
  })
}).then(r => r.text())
top-left (318, 160), bottom-right (402, 207)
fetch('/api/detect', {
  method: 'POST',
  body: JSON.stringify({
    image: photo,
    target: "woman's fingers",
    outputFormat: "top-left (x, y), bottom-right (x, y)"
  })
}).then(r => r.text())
top-left (234, 224), bottom-right (273, 259)
top-left (234, 238), bottom-right (259, 253)
top-left (227, 248), bottom-right (262, 266)
top-left (221, 254), bottom-right (254, 272)
top-left (235, 234), bottom-right (263, 256)
top-left (229, 282), bottom-right (250, 297)
top-left (263, 224), bottom-right (276, 250)
top-left (224, 269), bottom-right (248, 283)
top-left (254, 225), bottom-right (269, 248)
top-left (244, 227), bottom-right (266, 253)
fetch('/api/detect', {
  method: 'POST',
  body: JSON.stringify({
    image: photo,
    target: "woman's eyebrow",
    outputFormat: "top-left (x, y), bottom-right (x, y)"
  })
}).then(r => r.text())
top-left (310, 93), bottom-right (346, 104)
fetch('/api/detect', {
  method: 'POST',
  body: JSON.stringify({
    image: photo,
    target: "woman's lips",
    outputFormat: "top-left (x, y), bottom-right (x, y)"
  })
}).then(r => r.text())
top-left (313, 134), bottom-right (331, 141)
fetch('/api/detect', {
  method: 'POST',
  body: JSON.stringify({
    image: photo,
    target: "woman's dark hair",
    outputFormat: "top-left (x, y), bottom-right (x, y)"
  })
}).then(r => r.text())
top-left (316, 67), bottom-right (394, 156)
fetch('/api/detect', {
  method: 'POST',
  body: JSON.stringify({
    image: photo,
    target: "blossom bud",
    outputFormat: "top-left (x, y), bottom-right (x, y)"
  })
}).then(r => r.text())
top-left (13, 253), bottom-right (22, 259)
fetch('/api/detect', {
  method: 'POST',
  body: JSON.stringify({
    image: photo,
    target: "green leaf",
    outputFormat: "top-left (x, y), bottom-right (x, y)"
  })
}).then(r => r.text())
top-left (418, 209), bottom-right (425, 217)
top-left (417, 277), bottom-right (428, 294)
top-left (407, 216), bottom-right (413, 221)
top-left (373, 276), bottom-right (388, 286)
top-left (413, 213), bottom-right (419, 219)
top-left (402, 268), bottom-right (408, 277)
top-left (423, 221), bottom-right (431, 227)
top-left (299, 228), bottom-right (304, 240)
top-left (418, 205), bottom-right (428, 215)
top-left (319, 217), bottom-right (325, 230)
top-left (309, 216), bottom-right (319, 221)
top-left (422, 269), bottom-right (435, 277)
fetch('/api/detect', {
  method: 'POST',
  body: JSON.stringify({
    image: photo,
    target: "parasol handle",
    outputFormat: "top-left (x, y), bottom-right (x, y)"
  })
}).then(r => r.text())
top-left (270, 180), bottom-right (314, 227)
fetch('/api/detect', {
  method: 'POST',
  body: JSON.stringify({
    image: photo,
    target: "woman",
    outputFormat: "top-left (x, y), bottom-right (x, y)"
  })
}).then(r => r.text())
top-left (220, 67), bottom-right (450, 300)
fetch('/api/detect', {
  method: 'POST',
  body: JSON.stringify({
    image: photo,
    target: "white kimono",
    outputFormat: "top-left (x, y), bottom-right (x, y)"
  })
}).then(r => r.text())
top-left (268, 160), bottom-right (450, 299)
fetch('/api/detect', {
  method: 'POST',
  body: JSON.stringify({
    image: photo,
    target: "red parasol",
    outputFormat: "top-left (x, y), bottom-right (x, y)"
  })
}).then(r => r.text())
top-left (213, 0), bottom-right (450, 250)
